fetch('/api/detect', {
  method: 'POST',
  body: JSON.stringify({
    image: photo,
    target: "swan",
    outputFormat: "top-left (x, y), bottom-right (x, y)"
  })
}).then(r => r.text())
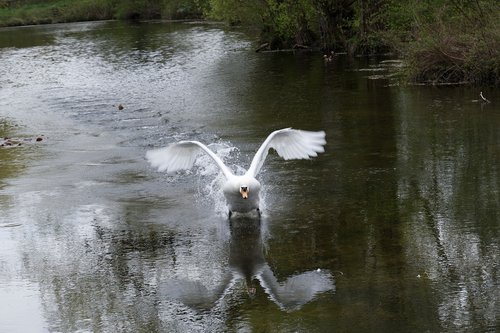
top-left (146, 128), bottom-right (326, 216)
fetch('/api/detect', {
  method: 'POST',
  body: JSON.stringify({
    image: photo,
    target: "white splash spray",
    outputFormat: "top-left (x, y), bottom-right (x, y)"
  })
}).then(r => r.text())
top-left (193, 142), bottom-right (237, 216)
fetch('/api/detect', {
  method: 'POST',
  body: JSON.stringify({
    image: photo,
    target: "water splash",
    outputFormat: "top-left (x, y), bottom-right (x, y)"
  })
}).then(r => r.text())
top-left (182, 139), bottom-right (271, 217)
top-left (193, 142), bottom-right (239, 216)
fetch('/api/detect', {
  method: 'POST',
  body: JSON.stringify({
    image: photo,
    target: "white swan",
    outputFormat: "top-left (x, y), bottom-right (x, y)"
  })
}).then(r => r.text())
top-left (146, 128), bottom-right (326, 216)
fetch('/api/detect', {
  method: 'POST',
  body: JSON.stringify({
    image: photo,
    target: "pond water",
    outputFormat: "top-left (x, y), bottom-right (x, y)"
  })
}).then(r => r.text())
top-left (0, 21), bottom-right (499, 333)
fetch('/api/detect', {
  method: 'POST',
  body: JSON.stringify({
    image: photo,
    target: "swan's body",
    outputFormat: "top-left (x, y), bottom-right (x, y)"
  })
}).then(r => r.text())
top-left (146, 128), bottom-right (326, 215)
top-left (222, 175), bottom-right (261, 213)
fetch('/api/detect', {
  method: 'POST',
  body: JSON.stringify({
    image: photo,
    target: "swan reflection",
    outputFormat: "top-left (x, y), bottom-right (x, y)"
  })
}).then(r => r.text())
top-left (160, 216), bottom-right (335, 311)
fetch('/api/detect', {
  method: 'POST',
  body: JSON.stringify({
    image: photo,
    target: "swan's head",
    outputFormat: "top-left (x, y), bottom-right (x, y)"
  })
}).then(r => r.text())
top-left (240, 185), bottom-right (249, 199)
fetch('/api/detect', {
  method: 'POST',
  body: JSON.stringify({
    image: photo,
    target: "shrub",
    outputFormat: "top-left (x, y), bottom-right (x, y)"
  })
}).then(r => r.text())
top-left (403, 0), bottom-right (500, 84)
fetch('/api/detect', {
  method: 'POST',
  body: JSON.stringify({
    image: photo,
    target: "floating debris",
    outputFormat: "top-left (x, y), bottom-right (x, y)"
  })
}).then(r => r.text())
top-left (255, 42), bottom-right (270, 52)
top-left (1, 138), bottom-right (22, 147)
top-left (480, 91), bottom-right (491, 103)
top-left (1, 135), bottom-right (44, 148)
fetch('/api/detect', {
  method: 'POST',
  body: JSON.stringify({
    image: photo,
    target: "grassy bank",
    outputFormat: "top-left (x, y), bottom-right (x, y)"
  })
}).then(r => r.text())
top-left (0, 0), bottom-right (115, 26)
top-left (387, 0), bottom-right (500, 85)
top-left (0, 0), bottom-right (205, 27)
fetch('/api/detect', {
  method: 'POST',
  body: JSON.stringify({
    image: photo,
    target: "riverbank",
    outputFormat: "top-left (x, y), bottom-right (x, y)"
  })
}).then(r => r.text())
top-left (0, 0), bottom-right (113, 26)
top-left (0, 0), bottom-right (203, 27)
top-left (1, 0), bottom-right (498, 85)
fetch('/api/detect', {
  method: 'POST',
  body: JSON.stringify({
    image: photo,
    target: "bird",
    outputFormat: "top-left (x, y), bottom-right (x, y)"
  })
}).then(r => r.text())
top-left (146, 128), bottom-right (326, 217)
top-left (147, 128), bottom-right (326, 216)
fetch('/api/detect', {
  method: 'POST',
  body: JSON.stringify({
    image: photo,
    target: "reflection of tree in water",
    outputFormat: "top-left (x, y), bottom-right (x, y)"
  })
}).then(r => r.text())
top-left (324, 83), bottom-right (426, 331)
top-left (396, 91), bottom-right (500, 332)
top-left (95, 226), bottom-right (176, 288)
top-left (0, 26), bottom-right (54, 49)
top-left (31, 222), bottom-right (177, 332)
top-left (0, 119), bottom-right (30, 189)
top-left (21, 198), bottom-right (335, 332)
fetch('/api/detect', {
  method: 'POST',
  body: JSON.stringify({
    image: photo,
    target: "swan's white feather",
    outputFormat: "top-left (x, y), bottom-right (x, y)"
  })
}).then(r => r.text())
top-left (146, 141), bottom-right (233, 179)
top-left (146, 128), bottom-right (326, 214)
top-left (246, 128), bottom-right (326, 177)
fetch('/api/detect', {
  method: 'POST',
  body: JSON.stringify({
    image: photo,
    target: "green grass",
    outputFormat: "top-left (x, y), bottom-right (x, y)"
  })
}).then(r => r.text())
top-left (0, 0), bottom-right (115, 26)
top-left (0, 0), bottom-right (206, 27)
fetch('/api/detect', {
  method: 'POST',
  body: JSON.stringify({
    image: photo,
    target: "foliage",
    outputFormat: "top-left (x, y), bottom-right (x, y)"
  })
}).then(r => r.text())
top-left (113, 0), bottom-right (209, 20)
top-left (265, 0), bottom-right (317, 46)
top-left (0, 0), bottom-right (209, 25)
top-left (0, 0), bottom-right (115, 25)
top-left (114, 0), bottom-right (161, 20)
top-left (0, 0), bottom-right (498, 84)
top-left (402, 0), bottom-right (500, 84)
top-left (206, 0), bottom-right (264, 26)
top-left (209, 0), bottom-right (500, 84)
top-left (161, 0), bottom-right (209, 20)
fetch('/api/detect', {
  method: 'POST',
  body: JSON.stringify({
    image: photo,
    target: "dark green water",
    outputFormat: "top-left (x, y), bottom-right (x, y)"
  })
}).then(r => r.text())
top-left (0, 21), bottom-right (499, 332)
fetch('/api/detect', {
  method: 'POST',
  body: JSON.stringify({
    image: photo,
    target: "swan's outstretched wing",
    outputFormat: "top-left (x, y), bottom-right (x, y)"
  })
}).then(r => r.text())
top-left (246, 128), bottom-right (326, 177)
top-left (146, 141), bottom-right (233, 179)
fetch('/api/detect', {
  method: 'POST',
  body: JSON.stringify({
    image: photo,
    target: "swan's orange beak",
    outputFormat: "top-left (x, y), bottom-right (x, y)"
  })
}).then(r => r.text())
top-left (240, 186), bottom-right (248, 199)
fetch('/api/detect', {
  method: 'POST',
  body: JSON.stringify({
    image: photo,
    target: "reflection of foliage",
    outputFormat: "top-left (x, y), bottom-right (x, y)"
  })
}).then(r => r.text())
top-left (395, 90), bottom-right (500, 331)
top-left (26, 223), bottom-right (177, 332)
top-left (0, 118), bottom-right (9, 137)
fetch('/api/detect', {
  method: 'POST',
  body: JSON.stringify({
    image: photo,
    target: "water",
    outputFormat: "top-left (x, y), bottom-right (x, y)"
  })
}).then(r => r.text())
top-left (0, 21), bottom-right (499, 332)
